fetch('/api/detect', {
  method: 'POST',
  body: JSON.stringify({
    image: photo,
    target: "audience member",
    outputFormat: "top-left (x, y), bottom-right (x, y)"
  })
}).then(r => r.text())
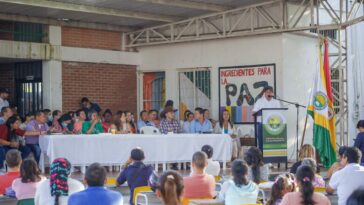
top-left (214, 109), bottom-right (239, 159)
top-left (25, 111), bottom-right (49, 163)
top-left (73, 109), bottom-right (86, 134)
top-left (20, 113), bottom-right (34, 130)
top-left (0, 150), bottom-right (21, 195)
top-left (181, 110), bottom-right (192, 133)
top-left (149, 109), bottom-right (160, 128)
top-left (327, 146), bottom-right (348, 178)
top-left (157, 171), bottom-right (184, 205)
top-left (290, 144), bottom-right (317, 174)
top-left (354, 120), bottom-right (364, 165)
top-left (35, 158), bottom-right (84, 205)
top-left (327, 147), bottom-right (364, 205)
top-left (112, 111), bottom-right (132, 134)
top-left (218, 160), bottom-right (258, 205)
top-left (68, 163), bottom-right (123, 205)
top-left (0, 88), bottom-right (10, 111)
top-left (244, 146), bottom-right (269, 183)
top-left (183, 151), bottom-right (215, 199)
top-left (0, 106), bottom-right (13, 125)
top-left (12, 159), bottom-right (45, 200)
top-left (301, 158), bottom-right (325, 188)
top-left (346, 189), bottom-right (364, 205)
top-left (102, 109), bottom-right (113, 133)
top-left (267, 173), bottom-right (296, 205)
top-left (51, 110), bottom-right (62, 132)
top-left (81, 97), bottom-right (101, 121)
top-left (82, 111), bottom-right (103, 134)
top-left (201, 145), bottom-right (220, 176)
top-left (126, 111), bottom-right (137, 133)
top-left (160, 106), bottom-right (181, 134)
top-left (190, 107), bottom-right (212, 133)
top-left (116, 148), bottom-right (153, 205)
top-left (137, 110), bottom-right (155, 132)
top-left (280, 165), bottom-right (330, 205)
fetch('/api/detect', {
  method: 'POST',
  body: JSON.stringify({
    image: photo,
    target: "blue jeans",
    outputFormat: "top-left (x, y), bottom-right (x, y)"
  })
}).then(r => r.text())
top-left (0, 145), bottom-right (32, 169)
top-left (26, 144), bottom-right (41, 164)
top-left (0, 146), bottom-right (6, 169)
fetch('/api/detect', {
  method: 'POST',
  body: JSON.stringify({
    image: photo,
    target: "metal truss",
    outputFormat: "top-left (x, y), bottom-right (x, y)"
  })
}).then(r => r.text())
top-left (127, 0), bottom-right (364, 146)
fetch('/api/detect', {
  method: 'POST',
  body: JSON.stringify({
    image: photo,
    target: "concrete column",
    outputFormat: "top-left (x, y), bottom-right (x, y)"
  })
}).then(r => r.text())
top-left (43, 25), bottom-right (62, 110)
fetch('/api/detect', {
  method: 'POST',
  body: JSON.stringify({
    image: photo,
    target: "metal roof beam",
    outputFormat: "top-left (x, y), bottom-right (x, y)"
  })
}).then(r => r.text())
top-left (133, 0), bottom-right (232, 12)
top-left (0, 0), bottom-right (181, 23)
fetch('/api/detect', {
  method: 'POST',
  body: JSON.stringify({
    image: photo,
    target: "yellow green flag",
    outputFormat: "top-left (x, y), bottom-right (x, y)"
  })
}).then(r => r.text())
top-left (307, 39), bottom-right (337, 168)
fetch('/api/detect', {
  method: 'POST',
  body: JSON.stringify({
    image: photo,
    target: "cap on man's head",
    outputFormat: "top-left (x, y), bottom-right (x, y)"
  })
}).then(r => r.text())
top-left (165, 100), bottom-right (174, 108)
top-left (0, 88), bottom-right (10, 94)
top-left (131, 148), bottom-right (145, 161)
top-left (263, 86), bottom-right (274, 92)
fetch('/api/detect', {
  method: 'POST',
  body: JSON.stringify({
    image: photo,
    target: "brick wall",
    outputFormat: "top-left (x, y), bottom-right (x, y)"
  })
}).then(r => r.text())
top-left (62, 27), bottom-right (121, 50)
top-left (62, 62), bottom-right (137, 115)
top-left (0, 63), bottom-right (15, 104)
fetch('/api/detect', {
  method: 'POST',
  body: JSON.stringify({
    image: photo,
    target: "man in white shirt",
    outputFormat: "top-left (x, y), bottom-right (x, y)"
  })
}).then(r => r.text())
top-left (0, 88), bottom-right (10, 111)
top-left (252, 86), bottom-right (281, 114)
top-left (327, 147), bottom-right (364, 205)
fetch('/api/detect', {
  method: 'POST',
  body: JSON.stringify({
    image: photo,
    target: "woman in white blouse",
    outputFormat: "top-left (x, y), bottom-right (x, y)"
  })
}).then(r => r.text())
top-left (35, 158), bottom-right (84, 205)
top-left (214, 109), bottom-right (240, 159)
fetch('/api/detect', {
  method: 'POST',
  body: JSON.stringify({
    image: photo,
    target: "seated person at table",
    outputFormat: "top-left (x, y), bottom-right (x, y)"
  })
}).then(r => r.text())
top-left (73, 109), bottom-right (86, 134)
top-left (126, 111), bottom-right (137, 133)
top-left (51, 110), bottom-right (62, 132)
top-left (81, 97), bottom-right (101, 121)
top-left (20, 112), bottom-right (34, 130)
top-left (42, 109), bottom-right (52, 126)
top-left (0, 106), bottom-right (14, 125)
top-left (290, 144), bottom-right (317, 174)
top-left (214, 109), bottom-right (240, 159)
top-left (12, 159), bottom-right (46, 200)
top-left (137, 110), bottom-right (155, 132)
top-left (116, 148), bottom-right (153, 205)
top-left (280, 166), bottom-right (330, 205)
top-left (327, 147), bottom-right (364, 205)
top-left (159, 106), bottom-right (181, 134)
top-left (0, 150), bottom-right (21, 195)
top-left (301, 158), bottom-right (325, 188)
top-left (68, 163), bottom-right (123, 205)
top-left (183, 151), bottom-right (215, 199)
top-left (201, 145), bottom-right (220, 176)
top-left (102, 109), bottom-right (113, 133)
top-left (35, 158), bottom-right (85, 205)
top-left (244, 147), bottom-right (269, 183)
top-left (181, 110), bottom-right (194, 133)
top-left (218, 160), bottom-right (259, 205)
top-left (156, 171), bottom-right (184, 205)
top-left (149, 109), bottom-right (160, 128)
top-left (111, 111), bottom-right (132, 134)
top-left (82, 111), bottom-right (103, 134)
top-left (25, 110), bottom-right (49, 163)
top-left (267, 173), bottom-right (296, 205)
top-left (189, 107), bottom-right (212, 133)
top-left (55, 113), bottom-right (73, 133)
top-left (327, 146), bottom-right (348, 179)
top-left (204, 109), bottom-right (217, 128)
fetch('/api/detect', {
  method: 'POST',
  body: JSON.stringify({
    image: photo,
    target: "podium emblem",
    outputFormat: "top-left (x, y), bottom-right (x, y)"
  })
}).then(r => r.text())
top-left (266, 114), bottom-right (285, 135)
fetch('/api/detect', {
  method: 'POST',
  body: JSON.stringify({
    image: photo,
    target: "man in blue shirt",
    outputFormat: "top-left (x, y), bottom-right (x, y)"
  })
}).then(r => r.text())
top-left (68, 163), bottom-right (123, 205)
top-left (190, 107), bottom-right (213, 133)
top-left (116, 148), bottom-right (153, 205)
top-left (81, 97), bottom-right (101, 121)
top-left (137, 110), bottom-right (155, 132)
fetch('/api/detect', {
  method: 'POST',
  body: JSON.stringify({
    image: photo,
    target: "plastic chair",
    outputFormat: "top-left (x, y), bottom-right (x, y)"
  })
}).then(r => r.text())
top-left (133, 186), bottom-right (153, 205)
top-left (182, 198), bottom-right (212, 205)
top-left (314, 187), bottom-right (326, 193)
top-left (140, 126), bottom-right (161, 135)
top-left (17, 198), bottom-right (35, 205)
top-left (214, 176), bottom-right (222, 182)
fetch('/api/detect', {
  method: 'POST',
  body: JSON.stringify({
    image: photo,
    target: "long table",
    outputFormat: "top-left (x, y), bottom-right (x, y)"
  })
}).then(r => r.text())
top-left (39, 134), bottom-right (232, 173)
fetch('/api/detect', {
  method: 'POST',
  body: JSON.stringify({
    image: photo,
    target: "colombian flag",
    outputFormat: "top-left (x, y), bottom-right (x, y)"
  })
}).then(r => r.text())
top-left (307, 39), bottom-right (337, 168)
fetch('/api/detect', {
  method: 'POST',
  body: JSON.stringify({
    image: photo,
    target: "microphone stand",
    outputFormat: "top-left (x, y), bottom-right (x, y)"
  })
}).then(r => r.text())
top-left (273, 96), bottom-right (306, 161)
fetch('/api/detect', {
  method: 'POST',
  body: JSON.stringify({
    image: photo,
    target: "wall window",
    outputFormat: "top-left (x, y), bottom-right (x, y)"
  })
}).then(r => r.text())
top-left (179, 69), bottom-right (211, 119)
top-left (143, 72), bottom-right (165, 111)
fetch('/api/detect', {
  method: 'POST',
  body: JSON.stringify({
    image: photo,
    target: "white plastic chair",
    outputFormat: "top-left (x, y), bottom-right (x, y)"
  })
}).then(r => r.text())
top-left (140, 126), bottom-right (161, 135)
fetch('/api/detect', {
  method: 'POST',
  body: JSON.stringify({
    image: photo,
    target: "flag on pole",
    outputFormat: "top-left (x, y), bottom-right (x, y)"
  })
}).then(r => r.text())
top-left (307, 39), bottom-right (337, 168)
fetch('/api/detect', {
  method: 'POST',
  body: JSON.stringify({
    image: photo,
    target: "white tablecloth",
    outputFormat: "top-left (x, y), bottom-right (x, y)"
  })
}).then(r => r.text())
top-left (39, 134), bottom-right (232, 168)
